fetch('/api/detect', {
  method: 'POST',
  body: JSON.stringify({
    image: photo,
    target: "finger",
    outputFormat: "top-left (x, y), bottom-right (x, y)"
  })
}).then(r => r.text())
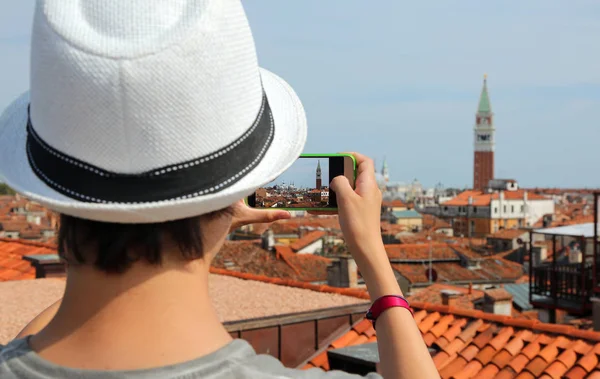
top-left (338, 151), bottom-right (368, 166)
top-left (307, 210), bottom-right (337, 216)
top-left (248, 209), bottom-right (291, 224)
top-left (330, 176), bottom-right (355, 199)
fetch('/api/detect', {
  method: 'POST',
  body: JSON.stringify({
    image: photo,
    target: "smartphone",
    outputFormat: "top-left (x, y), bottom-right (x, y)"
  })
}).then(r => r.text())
top-left (247, 154), bottom-right (356, 211)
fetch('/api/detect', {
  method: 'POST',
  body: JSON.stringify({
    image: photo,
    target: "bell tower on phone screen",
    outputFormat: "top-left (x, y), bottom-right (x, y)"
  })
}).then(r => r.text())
top-left (473, 74), bottom-right (495, 191)
top-left (316, 160), bottom-right (322, 189)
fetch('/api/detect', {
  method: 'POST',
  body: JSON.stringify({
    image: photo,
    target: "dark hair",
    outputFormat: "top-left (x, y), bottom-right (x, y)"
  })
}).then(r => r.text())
top-left (58, 214), bottom-right (208, 274)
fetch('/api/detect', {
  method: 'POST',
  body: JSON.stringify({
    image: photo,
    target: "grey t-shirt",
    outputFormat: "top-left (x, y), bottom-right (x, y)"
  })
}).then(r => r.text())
top-left (0, 337), bottom-right (382, 378)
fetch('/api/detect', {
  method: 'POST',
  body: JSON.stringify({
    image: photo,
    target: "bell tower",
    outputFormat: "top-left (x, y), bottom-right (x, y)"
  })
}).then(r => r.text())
top-left (473, 74), bottom-right (495, 191)
top-left (381, 157), bottom-right (389, 183)
top-left (316, 160), bottom-right (322, 190)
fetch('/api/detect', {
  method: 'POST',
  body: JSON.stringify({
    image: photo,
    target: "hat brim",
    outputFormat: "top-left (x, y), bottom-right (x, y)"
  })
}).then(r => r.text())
top-left (0, 68), bottom-right (307, 223)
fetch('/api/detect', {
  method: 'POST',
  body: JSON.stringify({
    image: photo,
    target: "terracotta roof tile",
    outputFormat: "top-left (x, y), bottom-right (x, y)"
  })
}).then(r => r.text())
top-left (435, 319), bottom-right (468, 348)
top-left (439, 357), bottom-right (468, 379)
top-left (382, 199), bottom-right (406, 208)
top-left (476, 345), bottom-right (499, 366)
top-left (492, 350), bottom-right (515, 369)
top-left (452, 359), bottom-right (483, 379)
top-left (409, 284), bottom-right (485, 311)
top-left (537, 341), bottom-right (561, 364)
top-left (433, 351), bottom-right (454, 369)
top-left (542, 359), bottom-right (570, 378)
top-left (523, 356), bottom-right (551, 377)
top-left (0, 238), bottom-right (58, 282)
top-left (564, 365), bottom-right (588, 378)
top-left (472, 325), bottom-right (498, 349)
top-left (575, 348), bottom-right (599, 372)
top-left (443, 189), bottom-right (548, 207)
top-left (488, 228), bottom-right (528, 240)
top-left (508, 353), bottom-right (532, 374)
top-left (302, 299), bottom-right (600, 378)
top-left (429, 315), bottom-right (455, 338)
top-left (442, 338), bottom-right (467, 357)
top-left (477, 364), bottom-right (500, 378)
top-left (385, 243), bottom-right (458, 260)
top-left (419, 312), bottom-right (441, 334)
top-left (502, 334), bottom-right (526, 357)
top-left (485, 288), bottom-right (513, 302)
top-left (457, 319), bottom-right (484, 344)
top-left (488, 327), bottom-right (515, 351)
top-left (459, 344), bottom-right (480, 361)
top-left (289, 231), bottom-right (327, 251)
top-left (514, 371), bottom-right (536, 379)
top-left (392, 256), bottom-right (523, 285)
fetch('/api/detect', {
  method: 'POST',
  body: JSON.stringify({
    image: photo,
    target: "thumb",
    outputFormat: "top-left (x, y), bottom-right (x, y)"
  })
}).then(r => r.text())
top-left (246, 208), bottom-right (291, 224)
top-left (330, 176), bottom-right (355, 199)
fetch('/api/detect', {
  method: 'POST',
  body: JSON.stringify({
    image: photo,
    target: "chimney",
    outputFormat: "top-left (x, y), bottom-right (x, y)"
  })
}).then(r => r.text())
top-left (327, 255), bottom-right (357, 288)
top-left (327, 259), bottom-right (341, 287)
top-left (23, 254), bottom-right (66, 278)
top-left (483, 288), bottom-right (513, 315)
top-left (468, 282), bottom-right (473, 295)
top-left (341, 256), bottom-right (358, 288)
top-left (441, 289), bottom-right (461, 307)
top-left (261, 229), bottom-right (275, 251)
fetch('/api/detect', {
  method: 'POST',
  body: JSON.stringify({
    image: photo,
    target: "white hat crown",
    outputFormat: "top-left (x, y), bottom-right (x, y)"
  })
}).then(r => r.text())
top-left (30, 0), bottom-right (263, 173)
top-left (0, 0), bottom-right (307, 223)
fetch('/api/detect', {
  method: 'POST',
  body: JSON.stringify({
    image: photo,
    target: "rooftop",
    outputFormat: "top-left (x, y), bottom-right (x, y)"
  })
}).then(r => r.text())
top-left (488, 228), bottom-right (528, 240)
top-left (392, 258), bottom-right (523, 286)
top-left (0, 239), bottom-right (57, 281)
top-left (385, 243), bottom-right (458, 261)
top-left (534, 223), bottom-right (599, 238)
top-left (408, 284), bottom-right (485, 310)
top-left (214, 241), bottom-right (331, 283)
top-left (304, 302), bottom-right (600, 378)
top-left (484, 288), bottom-right (513, 302)
top-left (443, 190), bottom-right (549, 207)
top-left (391, 209), bottom-right (422, 219)
top-left (289, 231), bottom-right (327, 251)
top-left (0, 271), bottom-right (368, 344)
top-left (382, 199), bottom-right (406, 208)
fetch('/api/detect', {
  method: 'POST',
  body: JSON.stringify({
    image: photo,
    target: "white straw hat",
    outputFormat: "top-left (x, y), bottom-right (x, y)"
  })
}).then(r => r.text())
top-left (0, 0), bottom-right (307, 223)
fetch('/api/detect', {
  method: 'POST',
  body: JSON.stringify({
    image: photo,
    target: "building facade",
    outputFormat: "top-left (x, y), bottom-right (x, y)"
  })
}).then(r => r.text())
top-left (473, 75), bottom-right (495, 191)
top-left (441, 188), bottom-right (555, 237)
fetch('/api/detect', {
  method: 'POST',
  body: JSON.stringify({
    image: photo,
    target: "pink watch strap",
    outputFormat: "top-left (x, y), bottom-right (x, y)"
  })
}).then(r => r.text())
top-left (366, 295), bottom-right (413, 329)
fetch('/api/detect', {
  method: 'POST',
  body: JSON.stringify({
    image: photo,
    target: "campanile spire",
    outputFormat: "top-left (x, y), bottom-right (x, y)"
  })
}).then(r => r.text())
top-left (473, 74), bottom-right (495, 190)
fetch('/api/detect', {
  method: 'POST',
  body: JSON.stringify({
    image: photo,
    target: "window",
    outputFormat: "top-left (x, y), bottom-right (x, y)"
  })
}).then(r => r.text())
top-left (520, 205), bottom-right (524, 212)
top-left (494, 207), bottom-right (498, 214)
top-left (503, 205), bottom-right (507, 213)
top-left (473, 207), bottom-right (478, 214)
top-left (511, 205), bottom-right (514, 213)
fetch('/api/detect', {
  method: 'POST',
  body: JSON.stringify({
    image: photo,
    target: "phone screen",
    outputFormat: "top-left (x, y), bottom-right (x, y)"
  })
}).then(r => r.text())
top-left (247, 156), bottom-right (348, 209)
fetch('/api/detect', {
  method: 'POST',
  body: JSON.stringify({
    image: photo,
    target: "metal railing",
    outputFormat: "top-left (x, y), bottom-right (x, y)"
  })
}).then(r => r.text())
top-left (531, 262), bottom-right (594, 307)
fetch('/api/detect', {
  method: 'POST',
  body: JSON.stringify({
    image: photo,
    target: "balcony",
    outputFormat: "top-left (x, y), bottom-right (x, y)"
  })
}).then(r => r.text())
top-left (529, 220), bottom-right (599, 316)
top-left (530, 262), bottom-right (594, 314)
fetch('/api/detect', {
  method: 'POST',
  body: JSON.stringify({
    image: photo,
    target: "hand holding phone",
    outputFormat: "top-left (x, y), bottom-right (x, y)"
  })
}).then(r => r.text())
top-left (246, 154), bottom-right (356, 211)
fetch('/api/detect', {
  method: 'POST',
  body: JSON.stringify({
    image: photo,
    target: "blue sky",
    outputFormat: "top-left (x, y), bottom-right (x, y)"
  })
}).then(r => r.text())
top-left (1, 1), bottom-right (599, 188)
top-left (266, 158), bottom-right (329, 189)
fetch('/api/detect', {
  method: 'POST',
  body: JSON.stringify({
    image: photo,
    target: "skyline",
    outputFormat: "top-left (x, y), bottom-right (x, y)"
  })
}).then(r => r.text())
top-left (1, 2), bottom-right (599, 188)
top-left (265, 159), bottom-right (329, 190)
